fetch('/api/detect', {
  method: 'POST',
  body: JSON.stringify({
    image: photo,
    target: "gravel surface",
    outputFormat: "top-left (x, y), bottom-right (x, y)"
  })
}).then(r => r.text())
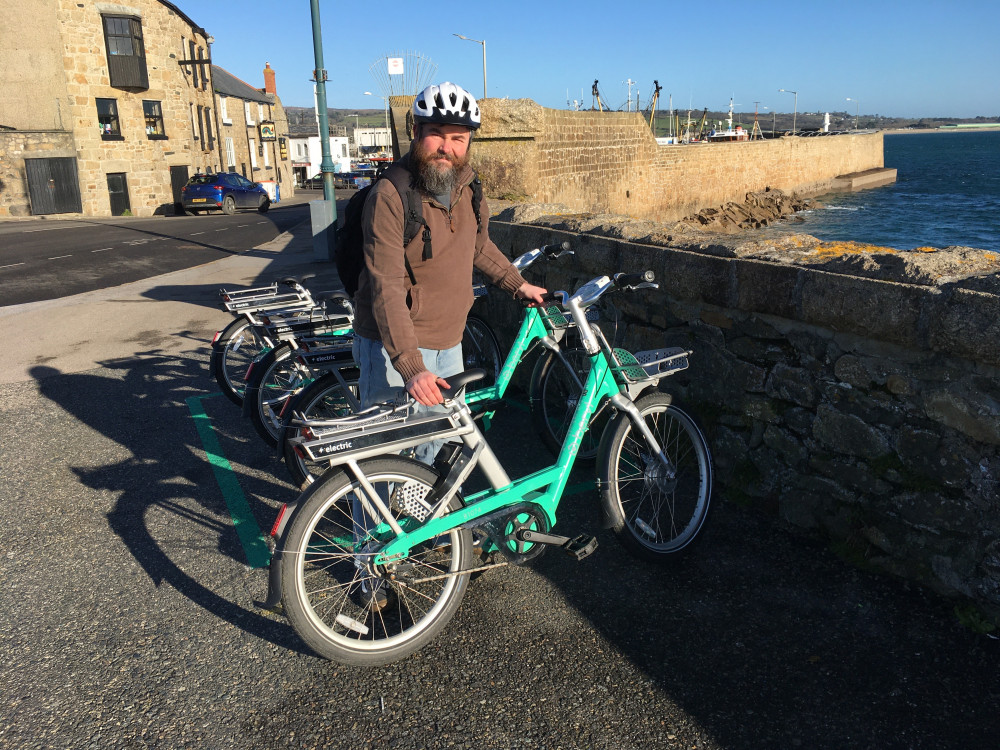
top-left (2, 348), bottom-right (998, 749)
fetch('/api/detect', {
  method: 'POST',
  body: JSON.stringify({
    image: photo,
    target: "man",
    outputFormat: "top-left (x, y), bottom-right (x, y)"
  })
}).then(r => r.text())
top-left (350, 82), bottom-right (546, 610)
top-left (352, 81), bottom-right (546, 415)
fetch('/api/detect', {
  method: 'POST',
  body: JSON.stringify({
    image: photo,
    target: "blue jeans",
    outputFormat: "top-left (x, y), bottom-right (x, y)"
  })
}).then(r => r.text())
top-left (351, 336), bottom-right (464, 543)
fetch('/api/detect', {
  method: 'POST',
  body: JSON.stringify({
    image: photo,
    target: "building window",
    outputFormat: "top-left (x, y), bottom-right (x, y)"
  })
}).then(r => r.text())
top-left (225, 137), bottom-right (236, 168)
top-left (245, 102), bottom-right (255, 126)
top-left (263, 141), bottom-right (270, 167)
top-left (220, 97), bottom-right (231, 124)
top-left (189, 40), bottom-right (198, 89)
top-left (258, 103), bottom-right (265, 123)
top-left (204, 108), bottom-right (214, 150)
top-left (197, 106), bottom-right (206, 147)
top-left (102, 15), bottom-right (148, 90)
top-left (249, 138), bottom-right (258, 169)
top-left (190, 103), bottom-right (197, 140)
top-left (96, 98), bottom-right (122, 140)
top-left (142, 100), bottom-right (166, 139)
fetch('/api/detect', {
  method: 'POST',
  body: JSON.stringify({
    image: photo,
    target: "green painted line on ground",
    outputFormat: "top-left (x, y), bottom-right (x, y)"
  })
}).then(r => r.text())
top-left (186, 395), bottom-right (271, 569)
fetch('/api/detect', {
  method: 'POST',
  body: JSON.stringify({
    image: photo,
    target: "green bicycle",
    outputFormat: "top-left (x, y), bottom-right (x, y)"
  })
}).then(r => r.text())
top-left (262, 270), bottom-right (714, 665)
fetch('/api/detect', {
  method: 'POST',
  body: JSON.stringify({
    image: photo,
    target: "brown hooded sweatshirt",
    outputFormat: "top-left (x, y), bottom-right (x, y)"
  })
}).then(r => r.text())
top-left (352, 155), bottom-right (526, 382)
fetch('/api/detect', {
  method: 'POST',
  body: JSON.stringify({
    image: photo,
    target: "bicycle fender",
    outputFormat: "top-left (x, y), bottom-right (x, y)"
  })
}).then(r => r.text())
top-left (256, 497), bottom-right (301, 611)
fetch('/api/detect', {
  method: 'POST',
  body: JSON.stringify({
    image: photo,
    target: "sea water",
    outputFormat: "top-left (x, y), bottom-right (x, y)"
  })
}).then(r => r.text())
top-left (774, 130), bottom-right (1000, 252)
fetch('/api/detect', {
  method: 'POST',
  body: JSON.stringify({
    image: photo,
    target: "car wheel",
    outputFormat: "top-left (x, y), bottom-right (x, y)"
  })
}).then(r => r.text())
top-left (222, 195), bottom-right (236, 215)
top-left (257, 196), bottom-right (270, 213)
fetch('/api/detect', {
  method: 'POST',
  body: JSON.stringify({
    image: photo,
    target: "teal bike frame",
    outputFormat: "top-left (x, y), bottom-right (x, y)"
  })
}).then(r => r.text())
top-left (372, 351), bottom-right (619, 565)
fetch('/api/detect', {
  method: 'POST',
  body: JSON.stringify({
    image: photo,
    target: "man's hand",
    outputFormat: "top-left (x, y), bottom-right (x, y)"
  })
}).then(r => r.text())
top-left (514, 281), bottom-right (548, 307)
top-left (405, 370), bottom-right (451, 406)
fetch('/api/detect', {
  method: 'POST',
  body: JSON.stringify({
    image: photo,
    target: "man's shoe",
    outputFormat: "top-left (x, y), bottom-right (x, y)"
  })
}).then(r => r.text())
top-left (360, 579), bottom-right (388, 613)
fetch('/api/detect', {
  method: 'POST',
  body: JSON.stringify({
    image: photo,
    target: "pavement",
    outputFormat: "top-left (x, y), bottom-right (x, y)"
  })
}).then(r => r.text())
top-left (2, 215), bottom-right (999, 749)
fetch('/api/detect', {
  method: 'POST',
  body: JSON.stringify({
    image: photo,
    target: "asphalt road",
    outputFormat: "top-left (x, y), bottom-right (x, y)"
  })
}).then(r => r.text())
top-left (0, 202), bottom-right (311, 306)
top-left (0, 217), bottom-right (997, 749)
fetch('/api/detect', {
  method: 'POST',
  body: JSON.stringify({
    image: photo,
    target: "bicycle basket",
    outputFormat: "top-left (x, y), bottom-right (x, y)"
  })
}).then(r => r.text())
top-left (612, 347), bottom-right (690, 383)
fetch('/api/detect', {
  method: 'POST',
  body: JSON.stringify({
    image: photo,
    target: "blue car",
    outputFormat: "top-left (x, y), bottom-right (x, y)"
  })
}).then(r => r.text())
top-left (182, 173), bottom-right (270, 215)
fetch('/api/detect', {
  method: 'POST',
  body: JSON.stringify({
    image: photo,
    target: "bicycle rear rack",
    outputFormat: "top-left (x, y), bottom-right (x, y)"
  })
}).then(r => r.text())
top-left (612, 347), bottom-right (690, 384)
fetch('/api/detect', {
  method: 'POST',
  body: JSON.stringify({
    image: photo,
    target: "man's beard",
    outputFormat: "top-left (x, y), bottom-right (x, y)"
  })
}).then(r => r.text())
top-left (413, 141), bottom-right (469, 195)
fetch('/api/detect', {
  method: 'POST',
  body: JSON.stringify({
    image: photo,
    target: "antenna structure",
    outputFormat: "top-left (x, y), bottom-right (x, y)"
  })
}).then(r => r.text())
top-left (368, 51), bottom-right (439, 98)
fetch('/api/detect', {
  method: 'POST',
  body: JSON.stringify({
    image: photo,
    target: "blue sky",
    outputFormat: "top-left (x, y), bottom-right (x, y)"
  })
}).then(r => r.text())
top-left (179, 0), bottom-right (999, 119)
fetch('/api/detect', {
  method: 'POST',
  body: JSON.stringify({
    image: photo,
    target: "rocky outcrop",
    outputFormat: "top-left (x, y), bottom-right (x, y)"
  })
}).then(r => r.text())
top-left (675, 187), bottom-right (812, 233)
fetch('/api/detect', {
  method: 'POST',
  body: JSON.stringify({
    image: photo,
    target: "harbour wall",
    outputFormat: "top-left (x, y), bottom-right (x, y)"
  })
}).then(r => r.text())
top-left (479, 220), bottom-right (1000, 615)
top-left (467, 99), bottom-right (886, 222)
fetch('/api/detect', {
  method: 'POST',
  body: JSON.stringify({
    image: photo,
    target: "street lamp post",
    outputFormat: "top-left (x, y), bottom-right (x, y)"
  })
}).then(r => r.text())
top-left (453, 33), bottom-right (487, 99)
top-left (364, 91), bottom-right (390, 157)
top-left (846, 97), bottom-right (859, 130)
top-left (778, 88), bottom-right (798, 134)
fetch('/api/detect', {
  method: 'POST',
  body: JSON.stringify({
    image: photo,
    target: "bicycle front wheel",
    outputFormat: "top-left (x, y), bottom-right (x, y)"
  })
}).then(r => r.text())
top-left (598, 393), bottom-right (713, 562)
top-left (281, 457), bottom-right (473, 665)
top-left (210, 318), bottom-right (268, 406)
top-left (281, 373), bottom-right (359, 488)
top-left (462, 315), bottom-right (502, 389)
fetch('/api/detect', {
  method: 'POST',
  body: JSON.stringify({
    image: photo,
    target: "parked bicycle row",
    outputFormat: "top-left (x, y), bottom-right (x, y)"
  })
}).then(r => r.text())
top-left (206, 243), bottom-right (715, 665)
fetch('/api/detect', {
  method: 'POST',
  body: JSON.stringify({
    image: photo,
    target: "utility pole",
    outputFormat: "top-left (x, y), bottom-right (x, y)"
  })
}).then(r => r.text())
top-left (309, 0), bottom-right (336, 260)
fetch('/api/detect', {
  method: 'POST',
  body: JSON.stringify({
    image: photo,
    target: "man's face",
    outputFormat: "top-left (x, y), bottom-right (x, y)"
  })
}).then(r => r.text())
top-left (413, 123), bottom-right (472, 175)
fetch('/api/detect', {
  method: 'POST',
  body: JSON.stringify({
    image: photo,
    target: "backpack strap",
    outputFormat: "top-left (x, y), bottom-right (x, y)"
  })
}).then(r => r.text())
top-left (381, 163), bottom-right (483, 269)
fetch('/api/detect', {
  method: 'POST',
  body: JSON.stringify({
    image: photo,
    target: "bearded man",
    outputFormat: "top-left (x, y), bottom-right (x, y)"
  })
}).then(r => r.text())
top-left (349, 82), bottom-right (547, 611)
top-left (352, 82), bottom-right (546, 410)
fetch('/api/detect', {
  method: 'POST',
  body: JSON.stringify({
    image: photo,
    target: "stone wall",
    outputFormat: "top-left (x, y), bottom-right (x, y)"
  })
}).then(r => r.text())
top-left (472, 99), bottom-right (885, 223)
top-left (479, 220), bottom-right (1000, 615)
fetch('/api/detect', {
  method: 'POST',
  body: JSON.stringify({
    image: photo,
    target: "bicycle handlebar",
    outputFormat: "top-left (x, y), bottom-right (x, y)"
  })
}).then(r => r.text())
top-left (541, 241), bottom-right (573, 258)
top-left (614, 271), bottom-right (656, 289)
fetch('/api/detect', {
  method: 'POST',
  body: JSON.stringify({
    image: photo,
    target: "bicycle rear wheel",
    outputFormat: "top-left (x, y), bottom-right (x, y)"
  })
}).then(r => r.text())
top-left (462, 315), bottom-right (502, 388)
top-left (243, 344), bottom-right (309, 447)
top-left (281, 373), bottom-right (359, 488)
top-left (210, 318), bottom-right (268, 406)
top-left (281, 457), bottom-right (473, 665)
top-left (597, 393), bottom-right (713, 562)
top-left (529, 345), bottom-right (611, 463)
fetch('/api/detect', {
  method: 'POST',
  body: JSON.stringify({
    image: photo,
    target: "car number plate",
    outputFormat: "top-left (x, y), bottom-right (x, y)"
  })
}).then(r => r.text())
top-left (192, 198), bottom-right (207, 203)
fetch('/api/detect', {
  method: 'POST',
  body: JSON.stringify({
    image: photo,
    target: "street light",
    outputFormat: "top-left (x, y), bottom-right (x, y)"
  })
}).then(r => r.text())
top-left (364, 91), bottom-right (390, 156)
top-left (778, 88), bottom-right (798, 134)
top-left (453, 33), bottom-right (487, 100)
top-left (846, 97), bottom-right (859, 130)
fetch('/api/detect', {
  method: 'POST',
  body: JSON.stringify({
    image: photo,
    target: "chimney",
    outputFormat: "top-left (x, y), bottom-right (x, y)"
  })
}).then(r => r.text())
top-left (263, 62), bottom-right (276, 95)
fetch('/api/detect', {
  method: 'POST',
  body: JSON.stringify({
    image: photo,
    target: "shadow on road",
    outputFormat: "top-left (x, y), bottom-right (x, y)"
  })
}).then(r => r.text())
top-left (30, 352), bottom-right (311, 656)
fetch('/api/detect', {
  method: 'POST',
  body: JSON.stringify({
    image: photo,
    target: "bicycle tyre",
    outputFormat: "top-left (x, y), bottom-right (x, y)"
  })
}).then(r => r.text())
top-left (243, 343), bottom-right (308, 447)
top-left (597, 393), bottom-right (713, 562)
top-left (210, 318), bottom-right (269, 406)
top-left (528, 346), bottom-right (611, 463)
top-left (281, 373), bottom-right (359, 488)
top-left (282, 457), bottom-right (473, 665)
top-left (462, 315), bottom-right (503, 389)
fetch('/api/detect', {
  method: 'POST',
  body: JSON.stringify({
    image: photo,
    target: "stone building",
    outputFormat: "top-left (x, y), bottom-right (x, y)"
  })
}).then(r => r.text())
top-left (211, 62), bottom-right (294, 202)
top-left (1, 0), bottom-right (217, 217)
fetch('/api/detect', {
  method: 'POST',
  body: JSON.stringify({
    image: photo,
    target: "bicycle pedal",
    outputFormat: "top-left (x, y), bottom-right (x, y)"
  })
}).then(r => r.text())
top-left (562, 534), bottom-right (598, 561)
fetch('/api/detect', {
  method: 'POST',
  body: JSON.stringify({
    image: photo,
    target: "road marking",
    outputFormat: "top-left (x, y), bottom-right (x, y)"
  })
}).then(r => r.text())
top-left (190, 231), bottom-right (206, 236)
top-left (187, 395), bottom-right (270, 568)
top-left (215, 228), bottom-right (228, 232)
top-left (48, 254), bottom-right (73, 260)
top-left (91, 247), bottom-right (113, 253)
top-left (22, 226), bottom-right (76, 233)
top-left (0, 262), bottom-right (26, 270)
top-left (237, 224), bottom-right (249, 228)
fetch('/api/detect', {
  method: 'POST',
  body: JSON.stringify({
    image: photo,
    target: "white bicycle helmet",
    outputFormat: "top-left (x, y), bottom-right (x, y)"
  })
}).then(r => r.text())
top-left (412, 82), bottom-right (481, 130)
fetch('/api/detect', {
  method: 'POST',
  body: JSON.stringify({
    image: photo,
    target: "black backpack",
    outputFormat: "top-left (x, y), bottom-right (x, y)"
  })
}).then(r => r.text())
top-left (334, 163), bottom-right (483, 298)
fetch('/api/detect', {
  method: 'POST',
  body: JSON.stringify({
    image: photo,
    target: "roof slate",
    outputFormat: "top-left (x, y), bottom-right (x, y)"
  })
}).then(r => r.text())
top-left (211, 65), bottom-right (271, 104)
